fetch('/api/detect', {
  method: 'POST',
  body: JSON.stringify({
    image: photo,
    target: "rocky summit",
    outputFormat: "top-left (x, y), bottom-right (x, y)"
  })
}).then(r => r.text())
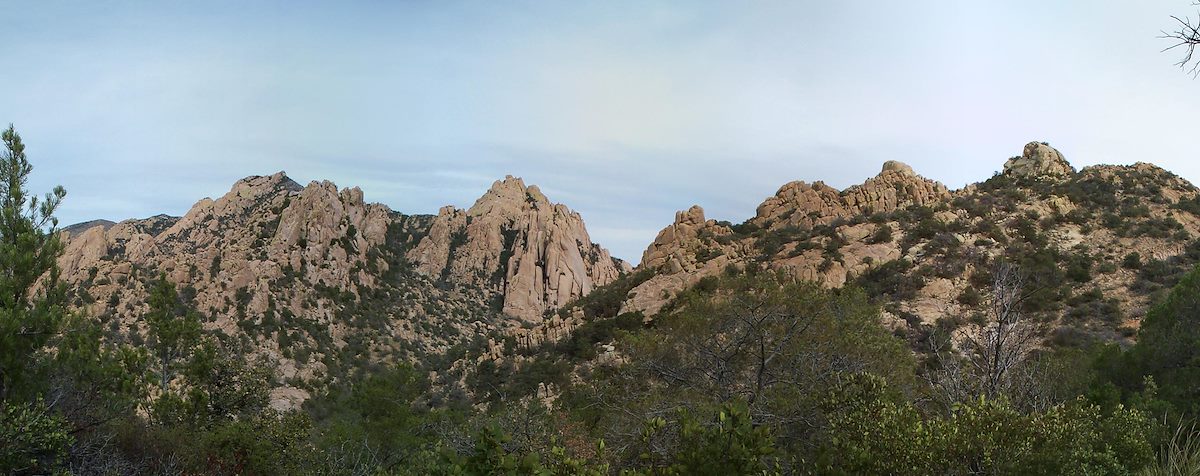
top-left (57, 172), bottom-right (624, 408)
top-left (408, 176), bottom-right (628, 322)
top-left (611, 141), bottom-right (1200, 344)
top-left (1003, 141), bottom-right (1075, 179)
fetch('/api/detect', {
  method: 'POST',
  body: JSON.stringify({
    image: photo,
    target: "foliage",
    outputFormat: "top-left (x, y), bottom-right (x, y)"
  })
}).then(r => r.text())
top-left (0, 398), bottom-right (72, 475)
top-left (577, 270), bottom-right (915, 468)
top-left (1140, 422), bottom-right (1200, 476)
top-left (1128, 265), bottom-right (1200, 415)
top-left (818, 373), bottom-right (1154, 475)
top-left (632, 401), bottom-right (779, 476)
top-left (145, 274), bottom-right (202, 395)
top-left (0, 125), bottom-right (68, 401)
top-left (854, 258), bottom-right (923, 301)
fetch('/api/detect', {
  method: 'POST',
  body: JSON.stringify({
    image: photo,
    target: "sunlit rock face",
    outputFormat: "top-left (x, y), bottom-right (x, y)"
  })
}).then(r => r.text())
top-left (56, 171), bottom-right (628, 407)
top-left (408, 175), bottom-right (629, 322)
top-left (1003, 141), bottom-right (1074, 179)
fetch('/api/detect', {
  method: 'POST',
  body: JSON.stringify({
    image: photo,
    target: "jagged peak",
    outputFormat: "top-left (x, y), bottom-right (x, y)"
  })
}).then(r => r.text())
top-left (675, 205), bottom-right (706, 226)
top-left (233, 171), bottom-right (304, 193)
top-left (1003, 141), bottom-right (1074, 179)
top-left (485, 175), bottom-right (531, 199)
top-left (468, 175), bottom-right (554, 216)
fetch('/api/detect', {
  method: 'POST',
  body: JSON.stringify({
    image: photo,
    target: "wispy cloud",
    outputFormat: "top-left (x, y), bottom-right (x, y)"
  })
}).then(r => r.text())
top-left (3, 1), bottom-right (1200, 262)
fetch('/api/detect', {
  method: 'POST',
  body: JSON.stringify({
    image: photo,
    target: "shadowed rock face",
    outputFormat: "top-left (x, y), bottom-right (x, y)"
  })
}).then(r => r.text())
top-left (408, 175), bottom-right (629, 322)
top-left (62, 219), bottom-right (118, 237)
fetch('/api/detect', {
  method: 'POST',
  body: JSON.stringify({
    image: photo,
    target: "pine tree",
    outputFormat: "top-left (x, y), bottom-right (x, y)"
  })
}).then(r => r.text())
top-left (0, 124), bottom-right (66, 401)
top-left (145, 274), bottom-right (200, 394)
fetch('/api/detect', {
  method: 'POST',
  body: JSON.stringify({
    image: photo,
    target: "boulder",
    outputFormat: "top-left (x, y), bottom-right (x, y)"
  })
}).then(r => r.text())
top-left (1003, 142), bottom-right (1074, 179)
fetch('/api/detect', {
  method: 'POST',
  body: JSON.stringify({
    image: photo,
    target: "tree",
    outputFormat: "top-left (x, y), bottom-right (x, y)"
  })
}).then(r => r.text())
top-left (931, 262), bottom-right (1045, 410)
top-left (1165, 3), bottom-right (1200, 74)
top-left (580, 270), bottom-right (915, 468)
top-left (144, 274), bottom-right (201, 395)
top-left (309, 363), bottom-right (436, 470)
top-left (0, 124), bottom-right (67, 401)
top-left (1128, 264), bottom-right (1200, 415)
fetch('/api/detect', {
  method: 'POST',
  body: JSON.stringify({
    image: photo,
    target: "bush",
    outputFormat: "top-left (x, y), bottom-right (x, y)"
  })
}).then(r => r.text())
top-left (854, 259), bottom-right (924, 301)
top-left (1122, 253), bottom-right (1142, 270)
top-left (817, 374), bottom-right (1154, 475)
top-left (0, 398), bottom-right (71, 474)
top-left (957, 287), bottom-right (982, 307)
top-left (1129, 266), bottom-right (1200, 414)
top-left (1065, 248), bottom-right (1095, 283)
top-left (867, 224), bottom-right (893, 244)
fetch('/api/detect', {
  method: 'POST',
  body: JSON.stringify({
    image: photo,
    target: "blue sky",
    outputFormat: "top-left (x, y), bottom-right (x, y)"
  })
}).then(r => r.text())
top-left (2, 1), bottom-right (1199, 262)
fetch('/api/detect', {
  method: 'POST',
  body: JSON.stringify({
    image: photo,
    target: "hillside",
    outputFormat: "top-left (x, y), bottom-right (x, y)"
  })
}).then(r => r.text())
top-left (609, 142), bottom-right (1200, 350)
top-left (55, 141), bottom-right (1200, 409)
top-left (29, 139), bottom-right (1200, 474)
top-left (56, 172), bottom-right (627, 408)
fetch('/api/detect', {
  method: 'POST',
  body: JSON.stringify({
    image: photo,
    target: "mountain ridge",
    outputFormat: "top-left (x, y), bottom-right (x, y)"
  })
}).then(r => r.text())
top-left (54, 141), bottom-right (1200, 409)
top-left (615, 141), bottom-right (1200, 347)
top-left (56, 170), bottom-right (626, 409)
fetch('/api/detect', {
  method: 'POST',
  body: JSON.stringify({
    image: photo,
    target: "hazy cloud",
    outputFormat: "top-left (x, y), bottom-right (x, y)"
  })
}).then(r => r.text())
top-left (3, 1), bottom-right (1199, 261)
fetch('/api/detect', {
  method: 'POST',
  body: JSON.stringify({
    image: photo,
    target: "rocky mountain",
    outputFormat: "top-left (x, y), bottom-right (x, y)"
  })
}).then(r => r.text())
top-left (57, 172), bottom-right (626, 408)
top-left (56, 141), bottom-right (1200, 409)
top-left (407, 176), bottom-right (629, 322)
top-left (60, 218), bottom-right (116, 236)
top-left (614, 141), bottom-right (1200, 349)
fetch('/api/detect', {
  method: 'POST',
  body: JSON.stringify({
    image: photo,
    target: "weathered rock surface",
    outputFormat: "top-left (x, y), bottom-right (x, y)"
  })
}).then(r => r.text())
top-left (624, 160), bottom-right (948, 315)
top-left (754, 161), bottom-right (950, 228)
top-left (1003, 142), bottom-right (1074, 179)
top-left (408, 176), bottom-right (629, 322)
top-left (57, 172), bottom-right (627, 406)
top-left (619, 141), bottom-right (1200, 342)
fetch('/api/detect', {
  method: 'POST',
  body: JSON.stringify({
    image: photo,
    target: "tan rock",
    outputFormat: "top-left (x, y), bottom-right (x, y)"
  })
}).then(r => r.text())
top-left (407, 176), bottom-right (628, 322)
top-left (1003, 142), bottom-right (1074, 178)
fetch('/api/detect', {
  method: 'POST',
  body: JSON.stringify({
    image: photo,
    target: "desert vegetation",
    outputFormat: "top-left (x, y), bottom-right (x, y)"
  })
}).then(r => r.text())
top-left (7, 114), bottom-right (1200, 474)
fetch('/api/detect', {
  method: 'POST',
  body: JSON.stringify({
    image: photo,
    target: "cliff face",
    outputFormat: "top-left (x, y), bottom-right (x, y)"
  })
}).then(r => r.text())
top-left (619, 142), bottom-right (1200, 345)
top-left (60, 173), bottom-right (391, 329)
top-left (407, 176), bottom-right (629, 322)
top-left (57, 172), bottom-right (626, 408)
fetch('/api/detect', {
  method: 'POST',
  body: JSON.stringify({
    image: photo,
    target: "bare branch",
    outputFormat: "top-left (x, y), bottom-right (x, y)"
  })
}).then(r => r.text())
top-left (1162, 10), bottom-right (1200, 76)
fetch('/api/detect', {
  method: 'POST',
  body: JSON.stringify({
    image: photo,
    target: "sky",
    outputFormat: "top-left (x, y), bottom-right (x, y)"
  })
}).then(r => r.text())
top-left (2, 1), bottom-right (1200, 263)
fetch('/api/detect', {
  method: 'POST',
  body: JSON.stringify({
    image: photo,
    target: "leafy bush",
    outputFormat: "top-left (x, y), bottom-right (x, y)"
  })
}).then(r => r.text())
top-left (867, 224), bottom-right (893, 244)
top-left (0, 398), bottom-right (71, 474)
top-left (817, 373), bottom-right (1154, 475)
top-left (854, 259), bottom-right (924, 301)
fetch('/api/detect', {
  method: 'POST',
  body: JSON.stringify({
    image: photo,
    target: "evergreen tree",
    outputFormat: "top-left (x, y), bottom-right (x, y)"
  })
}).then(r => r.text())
top-left (0, 124), bottom-right (66, 401)
top-left (145, 274), bottom-right (201, 394)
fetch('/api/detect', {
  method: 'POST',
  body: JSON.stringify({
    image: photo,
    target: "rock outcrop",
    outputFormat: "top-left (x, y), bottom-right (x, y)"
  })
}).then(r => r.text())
top-left (59, 172), bottom-right (394, 337)
top-left (408, 176), bottom-right (629, 322)
top-left (57, 172), bottom-right (628, 407)
top-left (621, 161), bottom-right (949, 316)
top-left (1003, 142), bottom-right (1074, 179)
top-left (618, 141), bottom-right (1200, 340)
top-left (753, 161), bottom-right (949, 228)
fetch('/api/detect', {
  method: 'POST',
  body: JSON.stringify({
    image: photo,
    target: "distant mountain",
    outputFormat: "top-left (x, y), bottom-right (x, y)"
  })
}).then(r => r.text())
top-left (61, 219), bottom-right (117, 236)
